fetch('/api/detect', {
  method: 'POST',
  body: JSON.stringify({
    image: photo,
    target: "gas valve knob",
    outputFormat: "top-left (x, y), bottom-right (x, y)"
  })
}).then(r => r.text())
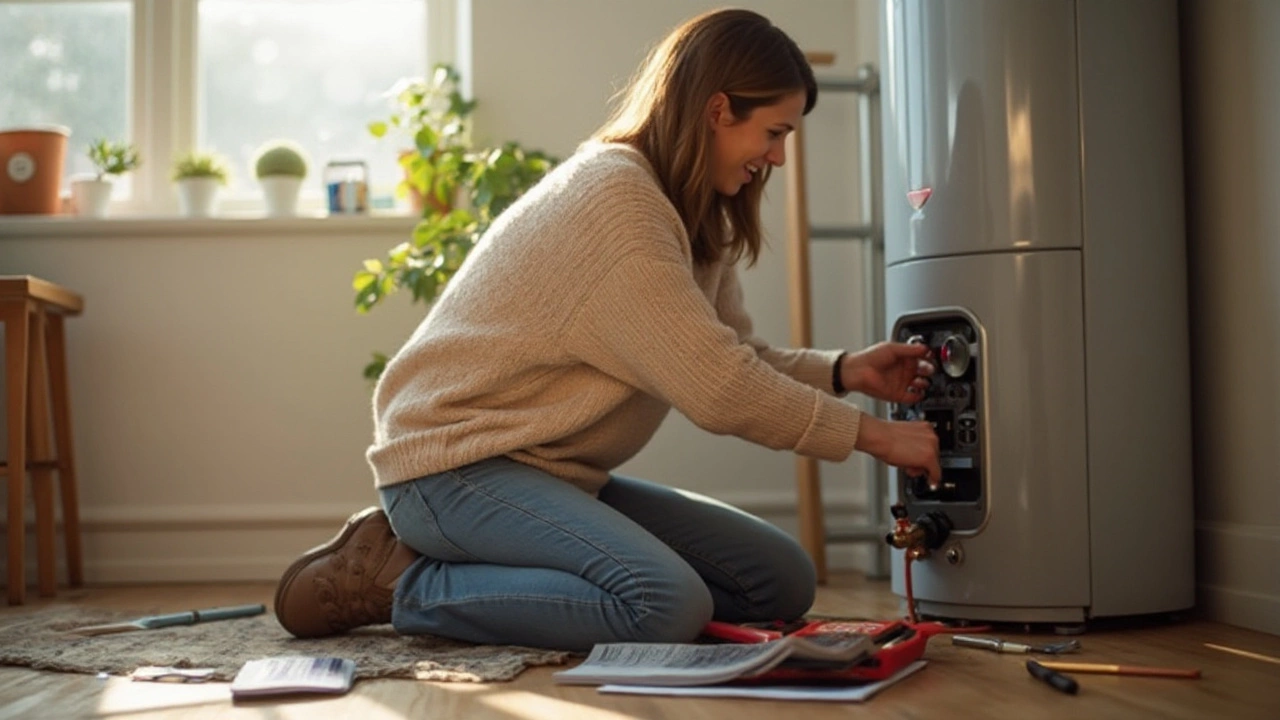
top-left (939, 334), bottom-right (971, 378)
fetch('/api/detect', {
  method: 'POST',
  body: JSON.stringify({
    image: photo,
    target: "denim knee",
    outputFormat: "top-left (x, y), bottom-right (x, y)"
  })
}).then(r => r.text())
top-left (747, 535), bottom-right (817, 621)
top-left (626, 570), bottom-right (714, 643)
top-left (773, 544), bottom-right (818, 619)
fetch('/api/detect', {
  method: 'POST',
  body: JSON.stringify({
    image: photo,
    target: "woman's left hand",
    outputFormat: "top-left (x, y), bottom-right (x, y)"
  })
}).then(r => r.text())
top-left (839, 342), bottom-right (935, 404)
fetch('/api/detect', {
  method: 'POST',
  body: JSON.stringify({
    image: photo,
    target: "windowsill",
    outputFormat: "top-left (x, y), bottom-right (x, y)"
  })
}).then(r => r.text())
top-left (0, 212), bottom-right (420, 240)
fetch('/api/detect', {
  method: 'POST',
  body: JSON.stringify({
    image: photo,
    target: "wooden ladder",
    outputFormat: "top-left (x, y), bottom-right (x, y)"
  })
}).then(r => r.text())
top-left (784, 53), bottom-right (888, 583)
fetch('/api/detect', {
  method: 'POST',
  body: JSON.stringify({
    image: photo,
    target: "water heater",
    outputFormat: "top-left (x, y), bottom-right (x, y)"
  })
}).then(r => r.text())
top-left (880, 0), bottom-right (1195, 625)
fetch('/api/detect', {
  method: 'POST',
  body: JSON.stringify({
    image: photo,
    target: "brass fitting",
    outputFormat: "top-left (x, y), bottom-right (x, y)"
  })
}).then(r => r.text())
top-left (887, 524), bottom-right (932, 559)
top-left (884, 503), bottom-right (954, 559)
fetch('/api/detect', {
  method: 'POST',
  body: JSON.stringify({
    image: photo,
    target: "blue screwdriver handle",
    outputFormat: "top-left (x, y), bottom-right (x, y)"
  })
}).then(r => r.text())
top-left (138, 604), bottom-right (266, 629)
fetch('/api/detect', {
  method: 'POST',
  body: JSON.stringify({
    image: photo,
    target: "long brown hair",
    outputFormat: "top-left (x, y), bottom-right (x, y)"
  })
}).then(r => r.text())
top-left (593, 9), bottom-right (817, 267)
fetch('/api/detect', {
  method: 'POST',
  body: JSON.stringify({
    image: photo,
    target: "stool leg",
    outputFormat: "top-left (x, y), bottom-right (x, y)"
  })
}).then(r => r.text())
top-left (795, 456), bottom-right (828, 584)
top-left (46, 313), bottom-right (82, 587)
top-left (27, 307), bottom-right (57, 598)
top-left (784, 119), bottom-right (829, 584)
top-left (4, 303), bottom-right (30, 605)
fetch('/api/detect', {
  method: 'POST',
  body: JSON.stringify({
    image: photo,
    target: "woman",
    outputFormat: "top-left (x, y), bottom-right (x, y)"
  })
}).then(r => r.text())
top-left (275, 8), bottom-right (940, 652)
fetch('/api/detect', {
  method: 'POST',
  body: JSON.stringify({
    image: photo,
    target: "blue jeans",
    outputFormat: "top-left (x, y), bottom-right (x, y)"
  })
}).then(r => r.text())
top-left (378, 456), bottom-right (816, 651)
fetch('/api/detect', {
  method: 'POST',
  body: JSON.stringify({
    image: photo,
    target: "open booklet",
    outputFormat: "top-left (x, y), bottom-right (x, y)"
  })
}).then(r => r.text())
top-left (229, 656), bottom-right (356, 699)
top-left (598, 660), bottom-right (927, 702)
top-left (553, 630), bottom-right (873, 687)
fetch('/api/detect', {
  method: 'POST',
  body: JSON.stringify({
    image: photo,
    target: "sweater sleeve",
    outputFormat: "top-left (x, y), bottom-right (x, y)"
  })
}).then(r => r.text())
top-left (565, 254), bottom-right (861, 462)
top-left (715, 263), bottom-right (847, 394)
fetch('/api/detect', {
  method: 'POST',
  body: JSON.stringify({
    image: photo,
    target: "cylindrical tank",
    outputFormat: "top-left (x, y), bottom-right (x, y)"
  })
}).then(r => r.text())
top-left (880, 0), bottom-right (1194, 624)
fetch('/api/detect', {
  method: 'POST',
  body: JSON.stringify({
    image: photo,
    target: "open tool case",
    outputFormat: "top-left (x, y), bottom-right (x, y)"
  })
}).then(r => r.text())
top-left (702, 619), bottom-right (947, 683)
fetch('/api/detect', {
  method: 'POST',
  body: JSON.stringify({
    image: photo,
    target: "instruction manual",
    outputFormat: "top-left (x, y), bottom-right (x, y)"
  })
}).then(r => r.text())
top-left (229, 656), bottom-right (356, 699)
top-left (553, 631), bottom-right (873, 687)
top-left (598, 659), bottom-right (927, 701)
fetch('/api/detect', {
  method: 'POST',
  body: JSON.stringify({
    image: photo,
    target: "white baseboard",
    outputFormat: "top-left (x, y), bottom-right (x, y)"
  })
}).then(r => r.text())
top-left (0, 493), bottom-right (884, 585)
top-left (1198, 584), bottom-right (1280, 637)
top-left (1196, 522), bottom-right (1280, 635)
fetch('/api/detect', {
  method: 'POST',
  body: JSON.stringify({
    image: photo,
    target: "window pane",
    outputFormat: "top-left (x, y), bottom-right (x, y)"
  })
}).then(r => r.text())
top-left (0, 0), bottom-right (131, 183)
top-left (197, 0), bottom-right (426, 207)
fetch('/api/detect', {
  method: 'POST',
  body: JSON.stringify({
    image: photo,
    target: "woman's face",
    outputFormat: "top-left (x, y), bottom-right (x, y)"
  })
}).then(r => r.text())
top-left (707, 90), bottom-right (806, 196)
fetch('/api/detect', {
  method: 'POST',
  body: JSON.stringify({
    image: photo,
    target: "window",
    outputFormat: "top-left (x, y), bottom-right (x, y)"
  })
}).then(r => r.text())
top-left (0, 0), bottom-right (132, 183)
top-left (198, 0), bottom-right (425, 211)
top-left (0, 0), bottom-right (441, 216)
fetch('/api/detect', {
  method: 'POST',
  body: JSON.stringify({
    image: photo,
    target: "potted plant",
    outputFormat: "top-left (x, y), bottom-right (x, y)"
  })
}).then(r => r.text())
top-left (367, 65), bottom-right (476, 214)
top-left (253, 140), bottom-right (309, 217)
top-left (172, 151), bottom-right (230, 217)
top-left (70, 138), bottom-right (140, 218)
top-left (355, 64), bottom-right (556, 381)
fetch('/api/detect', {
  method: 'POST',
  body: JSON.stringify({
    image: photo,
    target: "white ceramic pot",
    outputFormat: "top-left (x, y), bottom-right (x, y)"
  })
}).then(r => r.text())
top-left (177, 177), bottom-right (220, 217)
top-left (69, 176), bottom-right (113, 218)
top-left (260, 175), bottom-right (303, 217)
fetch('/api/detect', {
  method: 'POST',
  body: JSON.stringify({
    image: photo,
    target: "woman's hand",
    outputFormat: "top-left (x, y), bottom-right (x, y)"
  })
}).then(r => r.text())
top-left (854, 414), bottom-right (942, 487)
top-left (840, 342), bottom-right (935, 404)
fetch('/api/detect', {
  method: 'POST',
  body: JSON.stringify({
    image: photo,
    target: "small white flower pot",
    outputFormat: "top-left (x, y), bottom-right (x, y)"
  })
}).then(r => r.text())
top-left (177, 177), bottom-right (220, 217)
top-left (69, 176), bottom-right (113, 218)
top-left (260, 175), bottom-right (303, 217)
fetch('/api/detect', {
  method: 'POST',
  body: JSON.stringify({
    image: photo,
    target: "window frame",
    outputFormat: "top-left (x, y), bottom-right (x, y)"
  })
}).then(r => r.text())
top-left (2, 0), bottom-right (456, 218)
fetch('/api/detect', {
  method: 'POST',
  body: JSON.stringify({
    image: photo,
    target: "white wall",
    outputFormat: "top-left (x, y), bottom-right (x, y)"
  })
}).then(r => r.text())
top-left (1181, 0), bottom-right (1280, 635)
top-left (0, 1), bottom-right (885, 584)
top-left (0, 218), bottom-right (427, 581)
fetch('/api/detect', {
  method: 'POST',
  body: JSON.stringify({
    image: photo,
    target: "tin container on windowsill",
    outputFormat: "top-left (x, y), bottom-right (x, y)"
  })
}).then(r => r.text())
top-left (324, 160), bottom-right (369, 215)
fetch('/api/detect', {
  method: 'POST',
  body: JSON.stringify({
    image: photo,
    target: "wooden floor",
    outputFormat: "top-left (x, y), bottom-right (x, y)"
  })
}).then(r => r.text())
top-left (2, 574), bottom-right (1278, 720)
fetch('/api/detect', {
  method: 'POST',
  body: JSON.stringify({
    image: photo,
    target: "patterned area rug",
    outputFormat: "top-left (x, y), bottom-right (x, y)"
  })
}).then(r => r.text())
top-left (0, 607), bottom-right (570, 682)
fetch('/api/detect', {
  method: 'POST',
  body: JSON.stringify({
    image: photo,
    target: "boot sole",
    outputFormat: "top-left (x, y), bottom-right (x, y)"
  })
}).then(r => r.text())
top-left (274, 506), bottom-right (384, 637)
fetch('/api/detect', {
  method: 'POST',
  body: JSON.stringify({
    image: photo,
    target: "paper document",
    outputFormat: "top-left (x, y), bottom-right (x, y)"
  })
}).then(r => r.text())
top-left (597, 660), bottom-right (927, 702)
top-left (553, 631), bottom-right (873, 687)
top-left (229, 656), bottom-right (356, 699)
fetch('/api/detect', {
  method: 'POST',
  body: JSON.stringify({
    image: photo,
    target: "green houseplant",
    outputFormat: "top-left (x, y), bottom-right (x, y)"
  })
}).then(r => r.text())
top-left (172, 150), bottom-right (230, 217)
top-left (71, 138), bottom-right (141, 218)
top-left (368, 65), bottom-right (475, 214)
top-left (88, 138), bottom-right (141, 180)
top-left (253, 139), bottom-right (309, 217)
top-left (354, 64), bottom-right (557, 381)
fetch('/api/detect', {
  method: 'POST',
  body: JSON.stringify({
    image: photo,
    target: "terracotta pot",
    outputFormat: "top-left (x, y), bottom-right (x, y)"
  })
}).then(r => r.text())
top-left (398, 149), bottom-right (425, 213)
top-left (0, 125), bottom-right (70, 215)
top-left (398, 149), bottom-right (458, 216)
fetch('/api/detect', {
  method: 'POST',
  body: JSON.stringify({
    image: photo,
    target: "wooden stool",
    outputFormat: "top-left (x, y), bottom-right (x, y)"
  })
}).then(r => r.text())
top-left (1, 276), bottom-right (84, 605)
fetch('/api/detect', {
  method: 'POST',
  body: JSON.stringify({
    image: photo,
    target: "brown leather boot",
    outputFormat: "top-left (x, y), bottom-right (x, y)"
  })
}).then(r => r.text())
top-left (274, 506), bottom-right (417, 639)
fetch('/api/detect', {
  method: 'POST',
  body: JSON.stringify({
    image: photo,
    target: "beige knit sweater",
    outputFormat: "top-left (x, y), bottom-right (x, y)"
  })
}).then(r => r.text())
top-left (367, 142), bottom-right (862, 493)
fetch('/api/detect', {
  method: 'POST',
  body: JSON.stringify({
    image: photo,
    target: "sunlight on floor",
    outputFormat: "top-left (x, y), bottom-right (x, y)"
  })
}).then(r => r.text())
top-left (96, 677), bottom-right (414, 718)
top-left (97, 677), bottom-right (232, 716)
top-left (478, 689), bottom-right (640, 720)
top-left (1203, 642), bottom-right (1280, 665)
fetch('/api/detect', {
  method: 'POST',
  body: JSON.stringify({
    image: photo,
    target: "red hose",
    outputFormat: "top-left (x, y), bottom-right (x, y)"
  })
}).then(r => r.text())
top-left (904, 551), bottom-right (918, 624)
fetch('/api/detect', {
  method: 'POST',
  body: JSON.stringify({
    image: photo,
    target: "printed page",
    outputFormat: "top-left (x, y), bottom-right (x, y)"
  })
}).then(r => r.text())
top-left (596, 660), bottom-right (928, 701)
top-left (553, 642), bottom-right (793, 686)
top-left (781, 629), bottom-right (874, 663)
top-left (229, 656), bottom-right (356, 698)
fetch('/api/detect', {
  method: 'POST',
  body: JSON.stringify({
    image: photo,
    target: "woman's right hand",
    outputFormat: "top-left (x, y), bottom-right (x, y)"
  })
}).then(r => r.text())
top-left (853, 414), bottom-right (942, 488)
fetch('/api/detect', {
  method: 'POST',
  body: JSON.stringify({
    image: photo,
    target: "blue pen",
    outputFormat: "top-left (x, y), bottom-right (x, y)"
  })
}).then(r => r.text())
top-left (69, 604), bottom-right (266, 637)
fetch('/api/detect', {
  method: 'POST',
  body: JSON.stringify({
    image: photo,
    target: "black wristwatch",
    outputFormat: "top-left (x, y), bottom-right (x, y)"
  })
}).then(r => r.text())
top-left (833, 351), bottom-right (848, 394)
